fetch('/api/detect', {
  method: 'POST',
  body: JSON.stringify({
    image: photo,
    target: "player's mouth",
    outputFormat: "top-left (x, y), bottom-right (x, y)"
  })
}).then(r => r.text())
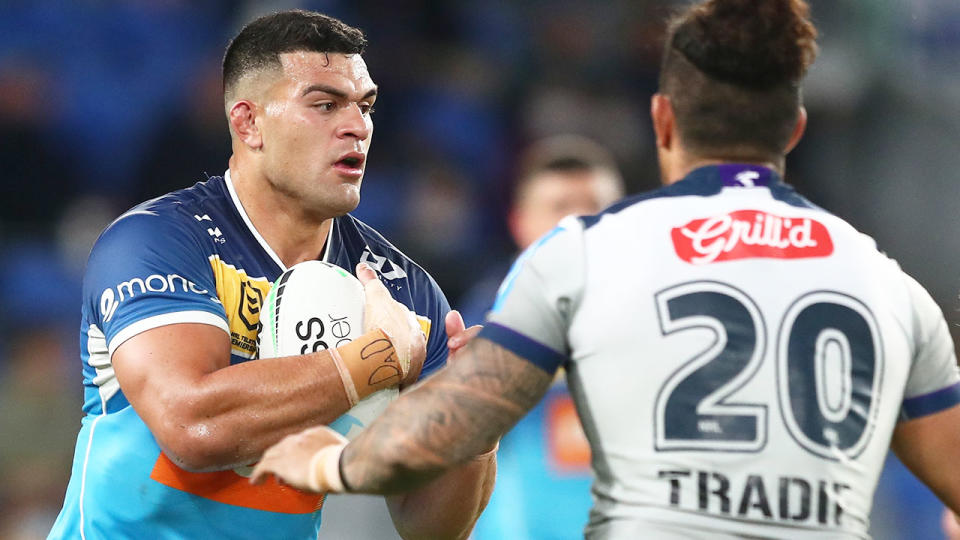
top-left (333, 152), bottom-right (365, 178)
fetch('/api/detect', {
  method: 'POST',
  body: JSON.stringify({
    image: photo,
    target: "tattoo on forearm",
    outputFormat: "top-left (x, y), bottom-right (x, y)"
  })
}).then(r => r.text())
top-left (342, 338), bottom-right (553, 493)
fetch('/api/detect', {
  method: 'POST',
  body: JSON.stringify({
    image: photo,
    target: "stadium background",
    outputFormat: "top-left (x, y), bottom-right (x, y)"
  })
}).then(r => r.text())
top-left (1, 1), bottom-right (959, 538)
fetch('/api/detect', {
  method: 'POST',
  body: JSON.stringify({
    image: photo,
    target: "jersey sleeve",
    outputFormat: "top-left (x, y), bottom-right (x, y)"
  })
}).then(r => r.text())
top-left (412, 267), bottom-right (452, 380)
top-left (899, 273), bottom-right (960, 420)
top-left (83, 209), bottom-right (228, 357)
top-left (478, 216), bottom-right (586, 375)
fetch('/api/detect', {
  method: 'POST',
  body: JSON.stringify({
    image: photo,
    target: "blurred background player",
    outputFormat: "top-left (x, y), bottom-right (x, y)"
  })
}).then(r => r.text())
top-left (460, 134), bottom-right (625, 539)
top-left (459, 134), bottom-right (625, 327)
top-left (251, 1), bottom-right (960, 538)
top-left (47, 10), bottom-right (493, 539)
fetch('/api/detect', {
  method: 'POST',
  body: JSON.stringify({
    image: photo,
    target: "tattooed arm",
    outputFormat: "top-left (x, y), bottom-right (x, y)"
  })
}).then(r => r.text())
top-left (250, 336), bottom-right (553, 538)
top-left (359, 337), bottom-right (552, 538)
top-left (343, 337), bottom-right (552, 494)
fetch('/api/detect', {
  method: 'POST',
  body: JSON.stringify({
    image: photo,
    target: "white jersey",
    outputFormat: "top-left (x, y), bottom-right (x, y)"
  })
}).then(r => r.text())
top-left (477, 164), bottom-right (960, 539)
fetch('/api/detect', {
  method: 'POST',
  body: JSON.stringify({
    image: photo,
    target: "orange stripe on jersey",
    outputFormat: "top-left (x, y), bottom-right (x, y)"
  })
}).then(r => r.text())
top-left (547, 392), bottom-right (591, 474)
top-left (150, 452), bottom-right (325, 514)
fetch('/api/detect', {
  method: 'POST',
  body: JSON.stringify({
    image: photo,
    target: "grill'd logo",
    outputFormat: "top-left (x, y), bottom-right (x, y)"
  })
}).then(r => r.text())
top-left (671, 210), bottom-right (833, 264)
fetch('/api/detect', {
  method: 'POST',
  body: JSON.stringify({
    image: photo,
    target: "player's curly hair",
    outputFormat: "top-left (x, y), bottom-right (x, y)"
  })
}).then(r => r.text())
top-left (222, 10), bottom-right (367, 98)
top-left (659, 0), bottom-right (818, 158)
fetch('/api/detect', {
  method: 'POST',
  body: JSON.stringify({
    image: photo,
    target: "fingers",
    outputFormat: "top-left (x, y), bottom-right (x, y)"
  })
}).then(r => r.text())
top-left (445, 310), bottom-right (466, 338)
top-left (357, 262), bottom-right (391, 303)
top-left (356, 262), bottom-right (386, 313)
top-left (355, 262), bottom-right (378, 284)
top-left (460, 325), bottom-right (483, 346)
top-left (357, 263), bottom-right (397, 333)
top-left (249, 431), bottom-right (297, 486)
top-left (446, 310), bottom-right (482, 352)
top-left (357, 262), bottom-right (422, 375)
top-left (249, 426), bottom-right (349, 489)
top-left (250, 455), bottom-right (274, 485)
top-left (448, 325), bottom-right (481, 353)
top-left (358, 263), bottom-right (395, 310)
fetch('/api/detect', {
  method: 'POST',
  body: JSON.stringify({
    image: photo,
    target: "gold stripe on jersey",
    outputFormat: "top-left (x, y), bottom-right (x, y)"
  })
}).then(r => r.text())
top-left (208, 255), bottom-right (272, 359)
top-left (416, 315), bottom-right (432, 343)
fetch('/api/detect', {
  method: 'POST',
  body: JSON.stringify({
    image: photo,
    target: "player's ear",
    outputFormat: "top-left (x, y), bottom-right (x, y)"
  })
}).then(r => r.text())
top-left (651, 93), bottom-right (675, 151)
top-left (784, 106), bottom-right (807, 155)
top-left (228, 100), bottom-right (263, 150)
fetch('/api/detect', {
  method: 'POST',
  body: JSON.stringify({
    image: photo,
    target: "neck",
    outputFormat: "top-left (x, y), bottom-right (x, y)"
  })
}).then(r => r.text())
top-left (229, 157), bottom-right (332, 268)
top-left (661, 151), bottom-right (785, 186)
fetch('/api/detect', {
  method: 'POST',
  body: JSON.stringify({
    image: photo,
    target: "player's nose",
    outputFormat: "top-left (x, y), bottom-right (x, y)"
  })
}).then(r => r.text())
top-left (337, 104), bottom-right (370, 141)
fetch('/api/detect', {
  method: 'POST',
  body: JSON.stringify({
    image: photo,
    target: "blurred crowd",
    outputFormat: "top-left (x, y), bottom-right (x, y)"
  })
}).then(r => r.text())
top-left (1, 1), bottom-right (959, 539)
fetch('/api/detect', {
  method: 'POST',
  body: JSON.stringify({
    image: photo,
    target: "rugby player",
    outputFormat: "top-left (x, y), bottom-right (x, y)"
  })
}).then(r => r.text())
top-left (49, 10), bottom-right (494, 539)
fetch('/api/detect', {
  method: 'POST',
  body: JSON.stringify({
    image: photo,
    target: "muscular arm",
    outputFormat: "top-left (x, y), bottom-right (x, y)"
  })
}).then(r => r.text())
top-left (114, 322), bottom-right (353, 472)
top-left (340, 336), bottom-right (554, 494)
top-left (383, 454), bottom-right (496, 540)
top-left (248, 321), bottom-right (548, 538)
top-left (891, 403), bottom-right (960, 513)
top-left (114, 262), bottom-right (421, 473)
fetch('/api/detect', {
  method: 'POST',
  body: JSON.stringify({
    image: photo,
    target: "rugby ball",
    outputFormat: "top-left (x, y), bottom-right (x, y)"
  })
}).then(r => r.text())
top-left (258, 260), bottom-right (398, 440)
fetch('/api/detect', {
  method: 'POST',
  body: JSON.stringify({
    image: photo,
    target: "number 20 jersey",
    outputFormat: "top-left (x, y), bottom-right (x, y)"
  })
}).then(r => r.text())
top-left (479, 164), bottom-right (960, 539)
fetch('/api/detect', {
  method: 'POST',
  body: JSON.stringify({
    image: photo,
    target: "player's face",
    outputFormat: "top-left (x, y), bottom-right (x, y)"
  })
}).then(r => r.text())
top-left (259, 51), bottom-right (377, 218)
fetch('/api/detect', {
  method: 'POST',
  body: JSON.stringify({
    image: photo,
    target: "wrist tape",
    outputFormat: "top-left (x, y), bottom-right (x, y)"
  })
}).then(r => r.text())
top-left (307, 442), bottom-right (347, 493)
top-left (329, 329), bottom-right (402, 407)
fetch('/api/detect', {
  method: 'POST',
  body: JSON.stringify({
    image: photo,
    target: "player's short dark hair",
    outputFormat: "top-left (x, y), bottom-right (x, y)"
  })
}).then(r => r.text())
top-left (659, 0), bottom-right (818, 159)
top-left (222, 10), bottom-right (367, 96)
top-left (514, 135), bottom-right (622, 203)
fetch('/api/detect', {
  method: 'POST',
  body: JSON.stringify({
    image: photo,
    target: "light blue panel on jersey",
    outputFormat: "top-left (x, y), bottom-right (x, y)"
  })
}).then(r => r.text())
top-left (50, 408), bottom-right (322, 540)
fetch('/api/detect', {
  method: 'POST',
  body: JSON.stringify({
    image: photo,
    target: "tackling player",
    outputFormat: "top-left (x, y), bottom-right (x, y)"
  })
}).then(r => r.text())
top-left (49, 10), bottom-right (494, 540)
top-left (252, 1), bottom-right (960, 538)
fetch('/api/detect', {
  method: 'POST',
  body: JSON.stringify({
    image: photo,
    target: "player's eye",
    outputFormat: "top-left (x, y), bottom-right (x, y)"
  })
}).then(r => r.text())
top-left (312, 102), bottom-right (336, 112)
top-left (359, 103), bottom-right (375, 115)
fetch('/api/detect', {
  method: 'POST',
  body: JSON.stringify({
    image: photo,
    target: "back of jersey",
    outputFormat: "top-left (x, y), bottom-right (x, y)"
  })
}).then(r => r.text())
top-left (485, 164), bottom-right (959, 539)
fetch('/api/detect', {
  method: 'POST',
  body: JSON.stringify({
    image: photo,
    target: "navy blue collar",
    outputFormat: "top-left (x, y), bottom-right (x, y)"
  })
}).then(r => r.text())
top-left (682, 163), bottom-right (780, 188)
top-left (579, 163), bottom-right (820, 229)
top-left (670, 163), bottom-right (814, 209)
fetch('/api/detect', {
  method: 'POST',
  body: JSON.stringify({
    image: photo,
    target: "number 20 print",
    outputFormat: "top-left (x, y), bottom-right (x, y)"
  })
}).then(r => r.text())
top-left (654, 281), bottom-right (881, 460)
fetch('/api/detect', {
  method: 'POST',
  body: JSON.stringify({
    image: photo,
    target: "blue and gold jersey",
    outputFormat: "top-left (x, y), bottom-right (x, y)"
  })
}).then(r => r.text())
top-left (50, 172), bottom-right (449, 539)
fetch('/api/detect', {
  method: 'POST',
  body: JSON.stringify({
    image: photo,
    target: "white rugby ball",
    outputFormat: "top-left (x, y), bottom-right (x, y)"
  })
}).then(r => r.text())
top-left (258, 260), bottom-right (398, 441)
